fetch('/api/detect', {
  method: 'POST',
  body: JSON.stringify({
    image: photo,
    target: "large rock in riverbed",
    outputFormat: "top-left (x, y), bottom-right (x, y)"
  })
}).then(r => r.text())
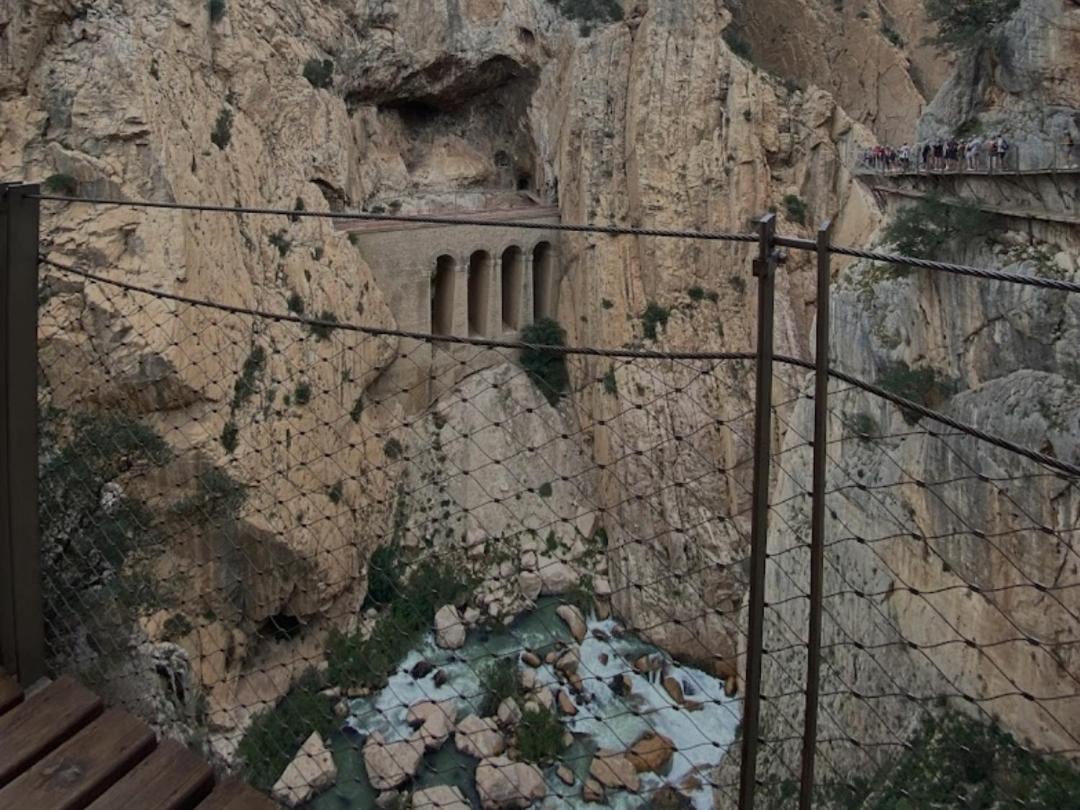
top-left (362, 732), bottom-right (424, 791)
top-left (271, 732), bottom-right (337, 807)
top-left (475, 755), bottom-right (547, 808)
top-left (407, 700), bottom-right (457, 751)
top-left (589, 749), bottom-right (641, 792)
top-left (627, 731), bottom-right (676, 774)
top-left (555, 604), bottom-right (587, 643)
top-left (455, 714), bottom-right (505, 759)
top-left (413, 785), bottom-right (470, 810)
top-left (434, 605), bottom-right (466, 650)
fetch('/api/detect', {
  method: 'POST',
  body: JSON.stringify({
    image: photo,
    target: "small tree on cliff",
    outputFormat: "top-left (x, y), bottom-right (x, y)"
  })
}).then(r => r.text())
top-left (923, 0), bottom-right (1021, 50)
top-left (520, 317), bottom-right (569, 406)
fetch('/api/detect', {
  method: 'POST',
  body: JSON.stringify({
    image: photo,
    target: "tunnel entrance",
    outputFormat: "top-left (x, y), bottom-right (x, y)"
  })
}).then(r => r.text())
top-left (501, 247), bottom-right (523, 331)
top-left (468, 251), bottom-right (492, 336)
top-left (432, 255), bottom-right (456, 336)
top-left (533, 241), bottom-right (553, 321)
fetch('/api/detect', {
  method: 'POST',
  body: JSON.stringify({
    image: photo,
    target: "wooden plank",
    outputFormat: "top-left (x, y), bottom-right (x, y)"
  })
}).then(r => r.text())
top-left (0, 707), bottom-right (156, 809)
top-left (0, 670), bottom-right (22, 715)
top-left (86, 738), bottom-right (214, 810)
top-left (195, 780), bottom-right (280, 810)
top-left (0, 674), bottom-right (102, 786)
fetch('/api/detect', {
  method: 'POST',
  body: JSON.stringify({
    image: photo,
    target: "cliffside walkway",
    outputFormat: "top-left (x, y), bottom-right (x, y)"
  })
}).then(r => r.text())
top-left (334, 201), bottom-right (560, 234)
top-left (0, 671), bottom-right (273, 810)
top-left (870, 185), bottom-right (1080, 227)
top-left (854, 165), bottom-right (1080, 180)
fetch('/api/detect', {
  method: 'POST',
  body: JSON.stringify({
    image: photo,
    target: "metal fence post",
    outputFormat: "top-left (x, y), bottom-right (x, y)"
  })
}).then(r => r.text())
top-left (0, 182), bottom-right (44, 685)
top-left (799, 219), bottom-right (833, 809)
top-left (739, 212), bottom-right (779, 810)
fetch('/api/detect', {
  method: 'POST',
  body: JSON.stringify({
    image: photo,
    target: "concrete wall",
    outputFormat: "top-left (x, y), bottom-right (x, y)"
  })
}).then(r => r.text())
top-left (346, 215), bottom-right (562, 411)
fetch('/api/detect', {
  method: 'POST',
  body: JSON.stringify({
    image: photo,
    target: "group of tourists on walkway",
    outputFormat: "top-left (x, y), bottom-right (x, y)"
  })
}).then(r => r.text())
top-left (860, 134), bottom-right (1013, 174)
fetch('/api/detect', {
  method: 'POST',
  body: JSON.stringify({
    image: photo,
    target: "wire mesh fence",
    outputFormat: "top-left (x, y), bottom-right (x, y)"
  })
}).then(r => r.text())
top-left (5, 184), bottom-right (1080, 808)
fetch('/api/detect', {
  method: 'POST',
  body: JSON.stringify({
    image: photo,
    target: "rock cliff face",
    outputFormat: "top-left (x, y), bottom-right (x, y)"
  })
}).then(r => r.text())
top-left (727, 0), bottom-right (952, 144)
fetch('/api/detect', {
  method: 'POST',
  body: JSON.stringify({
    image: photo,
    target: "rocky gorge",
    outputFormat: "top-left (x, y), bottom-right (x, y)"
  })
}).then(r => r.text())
top-left (5, 0), bottom-right (1080, 807)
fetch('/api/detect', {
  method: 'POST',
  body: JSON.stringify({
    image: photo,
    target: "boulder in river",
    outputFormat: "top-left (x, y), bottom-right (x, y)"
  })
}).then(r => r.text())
top-left (362, 732), bottom-right (424, 791)
top-left (556, 765), bottom-right (575, 786)
top-left (626, 730), bottom-right (675, 774)
top-left (497, 697), bottom-right (522, 727)
top-left (407, 700), bottom-right (457, 751)
top-left (455, 714), bottom-right (506, 759)
top-left (556, 689), bottom-right (578, 716)
top-left (583, 778), bottom-right (605, 803)
top-left (520, 650), bottom-right (541, 668)
top-left (410, 660), bottom-right (435, 679)
top-left (555, 604), bottom-right (587, 642)
top-left (662, 675), bottom-right (685, 704)
top-left (589, 749), bottom-right (641, 792)
top-left (412, 785), bottom-right (470, 810)
top-left (271, 731), bottom-right (337, 807)
top-left (434, 605), bottom-right (466, 650)
top-left (475, 755), bottom-right (547, 809)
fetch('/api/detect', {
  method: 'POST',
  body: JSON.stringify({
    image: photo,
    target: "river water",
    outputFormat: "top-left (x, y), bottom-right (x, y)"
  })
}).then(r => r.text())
top-left (312, 599), bottom-right (739, 809)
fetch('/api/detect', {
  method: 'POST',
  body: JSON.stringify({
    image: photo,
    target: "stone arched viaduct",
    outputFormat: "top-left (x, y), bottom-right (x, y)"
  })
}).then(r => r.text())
top-left (337, 207), bottom-right (561, 409)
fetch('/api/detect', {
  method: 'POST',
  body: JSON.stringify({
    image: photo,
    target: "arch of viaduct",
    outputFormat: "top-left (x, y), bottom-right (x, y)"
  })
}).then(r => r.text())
top-left (339, 212), bottom-right (562, 407)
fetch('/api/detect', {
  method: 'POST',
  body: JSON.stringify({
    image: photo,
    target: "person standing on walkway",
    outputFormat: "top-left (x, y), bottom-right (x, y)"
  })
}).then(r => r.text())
top-left (997, 135), bottom-right (1010, 170)
top-left (1063, 132), bottom-right (1076, 168)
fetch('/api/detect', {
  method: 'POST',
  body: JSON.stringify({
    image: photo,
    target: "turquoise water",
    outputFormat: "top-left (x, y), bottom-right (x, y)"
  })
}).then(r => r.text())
top-left (312, 599), bottom-right (738, 808)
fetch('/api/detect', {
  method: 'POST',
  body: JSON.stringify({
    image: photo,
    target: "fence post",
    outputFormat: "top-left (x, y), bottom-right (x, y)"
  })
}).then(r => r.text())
top-left (739, 212), bottom-right (779, 810)
top-left (0, 182), bottom-right (44, 686)
top-left (799, 219), bottom-right (833, 809)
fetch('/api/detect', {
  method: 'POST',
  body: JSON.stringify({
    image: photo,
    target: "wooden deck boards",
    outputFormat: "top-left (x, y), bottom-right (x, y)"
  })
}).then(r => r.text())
top-left (0, 673), bottom-right (279, 808)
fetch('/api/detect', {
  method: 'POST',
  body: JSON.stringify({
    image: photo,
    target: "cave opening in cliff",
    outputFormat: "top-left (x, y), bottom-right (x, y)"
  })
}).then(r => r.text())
top-left (468, 251), bottom-right (493, 337)
top-left (517, 173), bottom-right (532, 191)
top-left (533, 241), bottom-right (553, 320)
top-left (432, 255), bottom-right (456, 336)
top-left (501, 246), bottom-right (523, 331)
top-left (258, 612), bottom-right (302, 641)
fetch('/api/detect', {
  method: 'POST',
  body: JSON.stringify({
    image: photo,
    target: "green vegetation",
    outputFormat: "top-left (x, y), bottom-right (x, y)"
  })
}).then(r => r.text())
top-left (220, 420), bottom-right (239, 453)
top-left (232, 345), bottom-right (266, 410)
top-left (39, 411), bottom-right (172, 674)
top-left (784, 194), bottom-right (808, 225)
top-left (309, 310), bottom-right (339, 340)
top-left (286, 291), bottom-right (305, 315)
top-left (349, 397), bottom-right (364, 423)
top-left (602, 366), bottom-right (618, 396)
top-left (383, 437), bottom-right (403, 460)
top-left (537, 482), bottom-right (553, 498)
top-left (327, 562), bottom-right (472, 690)
top-left (43, 173), bottom-right (78, 195)
top-left (289, 197), bottom-right (306, 223)
top-left (363, 542), bottom-right (403, 608)
top-left (881, 23), bottom-right (905, 48)
top-left (269, 231), bottom-right (291, 258)
top-left (516, 705), bottom-right (568, 763)
top-left (162, 613), bottom-right (194, 641)
top-left (327, 480), bottom-right (344, 504)
top-left (848, 412), bottom-right (879, 441)
top-left (641, 302), bottom-right (670, 341)
top-left (687, 286), bottom-right (706, 302)
top-left (882, 191), bottom-right (995, 261)
top-left (836, 711), bottom-right (1080, 809)
top-left (877, 361), bottom-right (955, 424)
top-left (210, 108), bottom-right (233, 150)
top-left (520, 318), bottom-right (570, 406)
top-left (479, 658), bottom-right (522, 716)
top-left (208, 0), bottom-right (225, 23)
top-left (923, 0), bottom-right (1020, 51)
top-left (237, 671), bottom-right (335, 792)
top-left (723, 28), bottom-right (754, 61)
top-left (293, 381), bottom-right (312, 406)
top-left (303, 58), bottom-right (334, 89)
top-left (551, 0), bottom-right (623, 27)
top-left (174, 468), bottom-right (248, 526)
top-left (601, 298), bottom-right (614, 310)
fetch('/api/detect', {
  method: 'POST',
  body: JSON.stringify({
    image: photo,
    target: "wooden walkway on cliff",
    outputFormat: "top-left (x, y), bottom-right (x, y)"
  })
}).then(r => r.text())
top-left (0, 671), bottom-right (275, 810)
top-left (334, 201), bottom-right (561, 234)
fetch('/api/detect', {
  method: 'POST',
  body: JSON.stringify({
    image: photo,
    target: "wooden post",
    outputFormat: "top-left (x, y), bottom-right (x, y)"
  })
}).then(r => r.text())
top-left (0, 182), bottom-right (44, 686)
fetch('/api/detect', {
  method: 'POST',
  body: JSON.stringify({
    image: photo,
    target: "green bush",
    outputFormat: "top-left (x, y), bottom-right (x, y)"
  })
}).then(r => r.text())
top-left (923, 0), bottom-right (1020, 51)
top-left (220, 421), bottom-right (239, 453)
top-left (641, 302), bottom-right (670, 341)
top-left (289, 197), bottom-right (306, 223)
top-left (537, 482), bottom-right (553, 498)
top-left (293, 381), bottom-right (312, 406)
top-left (881, 24), bottom-right (905, 47)
top-left (237, 671), bottom-right (335, 792)
top-left (602, 366), bottom-right (618, 396)
top-left (687, 286), bottom-right (706, 302)
top-left (882, 191), bottom-right (995, 261)
top-left (162, 613), bottom-right (194, 641)
top-left (327, 480), bottom-right (344, 504)
top-left (231, 345), bottom-right (266, 410)
top-left (286, 292), bottom-right (305, 315)
top-left (784, 194), bottom-right (808, 225)
top-left (520, 318), bottom-right (570, 405)
top-left (349, 397), bottom-right (364, 423)
top-left (303, 58), bottom-right (334, 89)
top-left (848, 412), bottom-right (879, 441)
top-left (173, 467), bottom-right (247, 525)
top-left (309, 310), bottom-right (339, 340)
top-left (269, 231), bottom-right (291, 258)
top-left (553, 0), bottom-right (623, 25)
top-left (517, 705), bottom-right (567, 763)
top-left (208, 0), bottom-right (225, 22)
top-left (383, 438), bottom-right (403, 460)
top-left (43, 173), bottom-right (78, 195)
top-left (877, 361), bottom-right (955, 424)
top-left (211, 108), bottom-right (233, 149)
top-left (363, 542), bottom-right (403, 608)
top-left (479, 658), bottom-right (522, 716)
top-left (327, 561), bottom-right (471, 689)
top-left (847, 711), bottom-right (1080, 809)
top-left (723, 28), bottom-right (754, 61)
